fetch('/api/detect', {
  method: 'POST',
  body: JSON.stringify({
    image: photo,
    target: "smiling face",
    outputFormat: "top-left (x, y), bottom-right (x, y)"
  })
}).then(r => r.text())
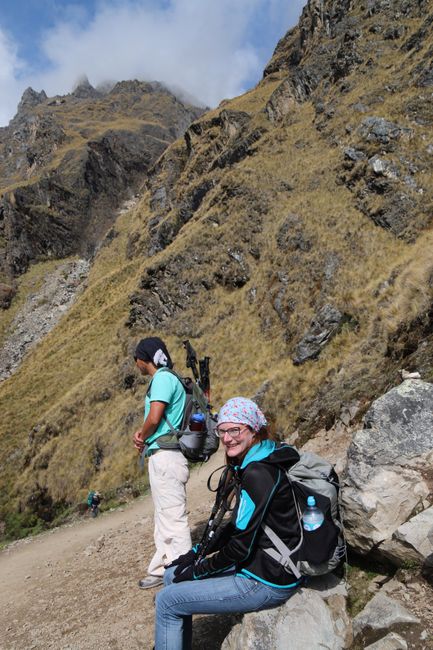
top-left (217, 422), bottom-right (257, 460)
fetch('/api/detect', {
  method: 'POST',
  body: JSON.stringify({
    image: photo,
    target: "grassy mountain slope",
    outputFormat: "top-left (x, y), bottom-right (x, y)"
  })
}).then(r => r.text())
top-left (1, 0), bottom-right (433, 540)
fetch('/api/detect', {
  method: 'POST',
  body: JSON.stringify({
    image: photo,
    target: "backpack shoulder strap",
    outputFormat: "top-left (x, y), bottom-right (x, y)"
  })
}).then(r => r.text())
top-left (146, 367), bottom-right (186, 396)
top-left (159, 367), bottom-right (189, 389)
top-left (261, 523), bottom-right (302, 579)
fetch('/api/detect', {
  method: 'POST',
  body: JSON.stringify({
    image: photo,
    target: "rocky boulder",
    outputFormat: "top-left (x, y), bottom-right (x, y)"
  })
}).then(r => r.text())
top-left (380, 507), bottom-right (433, 571)
top-left (222, 574), bottom-right (351, 650)
top-left (342, 379), bottom-right (433, 560)
top-left (352, 591), bottom-right (421, 647)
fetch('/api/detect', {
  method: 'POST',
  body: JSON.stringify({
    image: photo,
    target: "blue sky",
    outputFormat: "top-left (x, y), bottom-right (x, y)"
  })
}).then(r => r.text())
top-left (0, 0), bottom-right (307, 126)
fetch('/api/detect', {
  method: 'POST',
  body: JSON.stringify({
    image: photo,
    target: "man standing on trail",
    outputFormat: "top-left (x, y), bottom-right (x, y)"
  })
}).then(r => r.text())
top-left (133, 337), bottom-right (191, 590)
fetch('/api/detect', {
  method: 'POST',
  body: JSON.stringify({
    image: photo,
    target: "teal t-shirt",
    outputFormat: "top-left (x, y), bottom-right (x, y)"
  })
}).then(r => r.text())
top-left (144, 368), bottom-right (186, 454)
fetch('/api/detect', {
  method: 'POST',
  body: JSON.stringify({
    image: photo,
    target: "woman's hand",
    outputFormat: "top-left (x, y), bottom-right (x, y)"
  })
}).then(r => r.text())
top-left (165, 548), bottom-right (196, 569)
top-left (172, 564), bottom-right (194, 583)
top-left (172, 559), bottom-right (208, 583)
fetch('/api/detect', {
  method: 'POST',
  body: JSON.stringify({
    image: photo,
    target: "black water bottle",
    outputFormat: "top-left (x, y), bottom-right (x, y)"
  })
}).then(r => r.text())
top-left (189, 413), bottom-right (205, 431)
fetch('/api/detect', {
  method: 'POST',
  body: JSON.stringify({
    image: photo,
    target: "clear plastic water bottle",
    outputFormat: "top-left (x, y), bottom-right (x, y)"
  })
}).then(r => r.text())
top-left (302, 496), bottom-right (324, 531)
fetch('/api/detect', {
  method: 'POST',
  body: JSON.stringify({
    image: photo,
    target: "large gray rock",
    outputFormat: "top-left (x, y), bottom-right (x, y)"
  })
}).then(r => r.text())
top-left (353, 592), bottom-right (420, 644)
top-left (222, 575), bottom-right (351, 650)
top-left (380, 507), bottom-right (433, 566)
top-left (342, 380), bottom-right (433, 555)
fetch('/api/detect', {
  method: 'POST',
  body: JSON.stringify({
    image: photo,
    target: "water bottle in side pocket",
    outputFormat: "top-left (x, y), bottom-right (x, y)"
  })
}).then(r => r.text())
top-left (302, 496), bottom-right (324, 531)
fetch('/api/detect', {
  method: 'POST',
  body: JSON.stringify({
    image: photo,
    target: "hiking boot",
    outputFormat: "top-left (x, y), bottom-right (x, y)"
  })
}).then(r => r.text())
top-left (138, 575), bottom-right (164, 590)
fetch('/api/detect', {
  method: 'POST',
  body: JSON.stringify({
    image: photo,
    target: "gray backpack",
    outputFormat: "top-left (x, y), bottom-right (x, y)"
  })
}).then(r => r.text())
top-left (262, 450), bottom-right (346, 579)
top-left (146, 369), bottom-right (219, 463)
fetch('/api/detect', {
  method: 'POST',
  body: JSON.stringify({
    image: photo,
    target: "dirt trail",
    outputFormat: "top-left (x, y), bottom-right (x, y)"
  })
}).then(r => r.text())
top-left (0, 450), bottom-right (238, 650)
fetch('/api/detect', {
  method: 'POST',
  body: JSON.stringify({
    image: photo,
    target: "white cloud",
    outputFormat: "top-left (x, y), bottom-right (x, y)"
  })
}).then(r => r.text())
top-left (0, 0), bottom-right (307, 125)
top-left (35, 0), bottom-right (263, 106)
top-left (0, 28), bottom-right (26, 125)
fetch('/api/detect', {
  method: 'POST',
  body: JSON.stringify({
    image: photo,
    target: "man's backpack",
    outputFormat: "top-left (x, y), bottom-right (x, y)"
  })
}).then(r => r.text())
top-left (87, 491), bottom-right (95, 507)
top-left (262, 450), bottom-right (346, 579)
top-left (147, 368), bottom-right (219, 463)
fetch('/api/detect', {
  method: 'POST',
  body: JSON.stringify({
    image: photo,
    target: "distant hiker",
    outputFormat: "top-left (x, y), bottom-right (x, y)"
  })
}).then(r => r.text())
top-left (87, 490), bottom-right (101, 518)
top-left (133, 337), bottom-right (191, 590)
top-left (154, 397), bottom-right (302, 650)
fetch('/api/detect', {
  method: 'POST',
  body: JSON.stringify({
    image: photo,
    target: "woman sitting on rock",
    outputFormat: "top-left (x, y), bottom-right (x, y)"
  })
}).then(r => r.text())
top-left (154, 397), bottom-right (302, 650)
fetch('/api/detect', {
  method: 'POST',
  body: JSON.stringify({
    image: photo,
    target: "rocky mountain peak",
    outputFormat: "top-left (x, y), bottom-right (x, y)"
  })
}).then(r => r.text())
top-left (17, 87), bottom-right (48, 113)
top-left (264, 0), bottom-right (428, 81)
top-left (71, 75), bottom-right (101, 100)
top-left (0, 79), bottom-right (204, 280)
top-left (110, 79), bottom-right (164, 95)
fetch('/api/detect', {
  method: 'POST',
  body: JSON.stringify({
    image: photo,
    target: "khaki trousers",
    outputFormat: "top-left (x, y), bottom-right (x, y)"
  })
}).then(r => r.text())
top-left (147, 449), bottom-right (192, 577)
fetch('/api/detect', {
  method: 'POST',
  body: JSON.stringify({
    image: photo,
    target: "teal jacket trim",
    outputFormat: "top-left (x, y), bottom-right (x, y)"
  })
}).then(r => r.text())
top-left (240, 440), bottom-right (276, 469)
top-left (235, 489), bottom-right (256, 531)
top-left (238, 568), bottom-right (301, 589)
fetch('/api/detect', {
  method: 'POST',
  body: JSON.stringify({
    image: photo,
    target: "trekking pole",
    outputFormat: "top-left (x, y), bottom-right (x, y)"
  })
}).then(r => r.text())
top-left (197, 466), bottom-right (227, 538)
top-left (199, 356), bottom-right (211, 402)
top-left (183, 340), bottom-right (200, 383)
top-left (195, 466), bottom-right (237, 563)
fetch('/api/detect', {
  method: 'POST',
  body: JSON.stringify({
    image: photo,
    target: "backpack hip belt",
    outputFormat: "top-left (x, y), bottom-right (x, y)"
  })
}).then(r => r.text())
top-left (154, 433), bottom-right (182, 450)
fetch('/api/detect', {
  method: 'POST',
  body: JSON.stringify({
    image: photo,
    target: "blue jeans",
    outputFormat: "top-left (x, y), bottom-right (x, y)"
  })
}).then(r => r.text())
top-left (155, 566), bottom-right (299, 650)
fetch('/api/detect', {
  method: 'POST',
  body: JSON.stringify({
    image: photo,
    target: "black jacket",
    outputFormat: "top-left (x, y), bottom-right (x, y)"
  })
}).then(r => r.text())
top-left (196, 441), bottom-right (301, 587)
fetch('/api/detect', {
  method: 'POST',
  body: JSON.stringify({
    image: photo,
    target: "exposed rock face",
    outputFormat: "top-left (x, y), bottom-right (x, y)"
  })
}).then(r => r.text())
top-left (0, 259), bottom-right (90, 381)
top-left (0, 81), bottom-right (203, 280)
top-left (293, 304), bottom-right (348, 364)
top-left (358, 117), bottom-right (412, 147)
top-left (342, 380), bottom-right (433, 556)
top-left (71, 76), bottom-right (102, 100)
top-left (17, 87), bottom-right (48, 113)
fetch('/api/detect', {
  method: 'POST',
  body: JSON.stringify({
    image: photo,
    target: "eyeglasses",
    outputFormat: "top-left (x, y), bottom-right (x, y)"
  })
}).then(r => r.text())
top-left (216, 426), bottom-right (249, 439)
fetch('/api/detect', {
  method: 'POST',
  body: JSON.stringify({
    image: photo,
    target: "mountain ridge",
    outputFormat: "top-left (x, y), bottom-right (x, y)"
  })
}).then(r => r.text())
top-left (0, 79), bottom-right (204, 279)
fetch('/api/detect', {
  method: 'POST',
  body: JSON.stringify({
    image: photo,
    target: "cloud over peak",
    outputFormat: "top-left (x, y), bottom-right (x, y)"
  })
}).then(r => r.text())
top-left (0, 0), bottom-right (306, 125)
